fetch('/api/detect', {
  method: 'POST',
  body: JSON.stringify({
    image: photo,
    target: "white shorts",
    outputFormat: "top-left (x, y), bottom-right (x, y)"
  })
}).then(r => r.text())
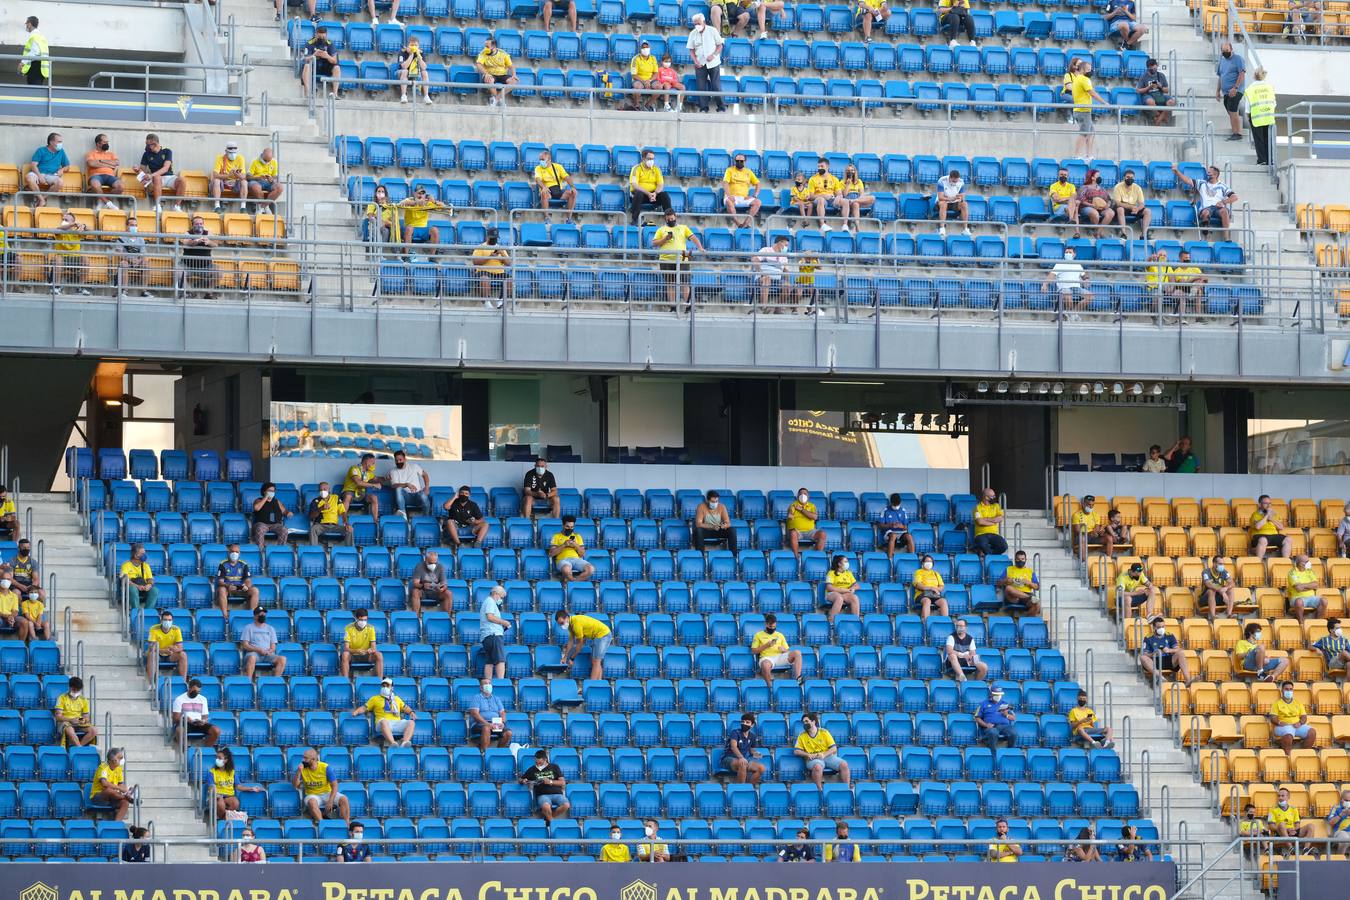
top-left (763, 652), bottom-right (792, 668)
top-left (732, 196), bottom-right (754, 208)
top-left (304, 792), bottom-right (347, 816)
top-left (32, 172), bottom-right (61, 187)
top-left (383, 719), bottom-right (410, 735)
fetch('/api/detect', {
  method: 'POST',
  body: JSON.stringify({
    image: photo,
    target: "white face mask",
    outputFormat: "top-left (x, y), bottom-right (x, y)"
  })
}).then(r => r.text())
top-left (1302, 560), bottom-right (1313, 570)
top-left (55, 142), bottom-right (63, 152)
top-left (355, 619), bottom-right (368, 629)
top-left (226, 151), bottom-right (238, 160)
top-left (1154, 625), bottom-right (1166, 635)
top-left (351, 831), bottom-right (364, 842)
top-left (319, 490), bottom-right (330, 499)
top-left (1282, 691), bottom-right (1294, 700)
top-left (645, 825), bottom-right (656, 836)
top-left (426, 562), bottom-right (436, 570)
top-left (798, 493), bottom-right (808, 503)
top-left (708, 500), bottom-right (718, 509)
top-left (1278, 800), bottom-right (1289, 808)
top-left (161, 618), bottom-right (173, 628)
top-left (612, 833), bottom-right (622, 841)
top-left (535, 466), bottom-right (545, 475)
top-left (27, 592), bottom-right (38, 601)
top-left (1252, 631), bottom-right (1263, 642)
top-left (922, 561), bottom-right (933, 570)
top-left (0, 579), bottom-right (10, 590)
top-left (640, 48), bottom-right (650, 56)
top-left (127, 224), bottom-right (138, 232)
top-left (1335, 628), bottom-right (1344, 638)
top-left (644, 159), bottom-right (655, 168)
top-left (891, 503), bottom-right (901, 510)
top-left (840, 562), bottom-right (849, 571)
top-left (69, 691), bottom-right (81, 699)
top-left (228, 551), bottom-right (240, 562)
top-left (264, 490), bottom-right (275, 500)
top-left (481, 683), bottom-right (493, 695)
top-left (215, 756), bottom-right (226, 766)
top-left (380, 687), bottom-right (393, 698)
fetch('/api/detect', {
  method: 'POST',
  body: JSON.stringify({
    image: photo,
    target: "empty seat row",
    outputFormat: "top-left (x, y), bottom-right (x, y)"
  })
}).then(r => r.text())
top-left (67, 447), bottom-right (252, 482)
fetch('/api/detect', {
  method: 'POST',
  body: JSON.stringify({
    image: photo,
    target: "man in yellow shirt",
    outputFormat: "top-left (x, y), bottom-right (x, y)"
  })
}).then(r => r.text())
top-left (1115, 562), bottom-right (1157, 618)
top-left (972, 488), bottom-right (1007, 556)
top-left (1070, 494), bottom-right (1105, 557)
top-left (721, 153), bottom-right (761, 228)
top-left (341, 607), bottom-right (385, 678)
top-left (0, 566), bottom-right (28, 641)
top-left (144, 609), bottom-right (187, 683)
top-left (1285, 554), bottom-right (1327, 624)
top-left (247, 147), bottom-right (283, 205)
top-left (120, 543), bottom-right (160, 609)
top-left (1266, 787), bottom-right (1312, 854)
top-left (294, 746), bottom-right (351, 824)
top-left (533, 148), bottom-right (577, 224)
top-left (1068, 691), bottom-right (1114, 748)
top-left (54, 675), bottom-right (98, 747)
top-left (1163, 249), bottom-right (1208, 320)
top-left (856, 0), bottom-right (891, 43)
top-left (354, 677), bottom-right (417, 746)
top-left (1070, 61), bottom-right (1109, 160)
top-left (398, 185), bottom-right (445, 250)
top-left (785, 487), bottom-right (826, 556)
top-left (629, 41), bottom-right (659, 110)
top-left (472, 230), bottom-right (511, 306)
top-left (751, 612), bottom-right (802, 687)
top-left (599, 825), bottom-right (631, 862)
top-left (0, 485), bottom-right (18, 540)
top-left (548, 515), bottom-right (596, 583)
top-left (630, 149), bottom-right (673, 225)
top-left (987, 818), bottom-right (1021, 862)
top-left (998, 550), bottom-right (1041, 616)
top-left (555, 609), bottom-right (610, 680)
top-left (1268, 680), bottom-right (1315, 752)
top-left (341, 456), bottom-right (382, 520)
top-left (1249, 494), bottom-right (1292, 557)
top-left (806, 158), bottom-right (843, 230)
top-left (209, 140), bottom-right (248, 210)
top-left (1110, 168), bottom-right (1150, 234)
top-left (1047, 167), bottom-right (1079, 224)
top-left (90, 747), bottom-right (135, 820)
top-left (794, 711), bottom-right (850, 787)
top-left (653, 211), bottom-right (702, 310)
top-left (475, 37), bottom-right (517, 106)
top-left (309, 481), bottom-right (353, 545)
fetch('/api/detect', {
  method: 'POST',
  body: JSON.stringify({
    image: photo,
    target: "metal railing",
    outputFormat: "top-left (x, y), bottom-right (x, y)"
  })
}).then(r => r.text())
top-left (0, 50), bottom-right (250, 115)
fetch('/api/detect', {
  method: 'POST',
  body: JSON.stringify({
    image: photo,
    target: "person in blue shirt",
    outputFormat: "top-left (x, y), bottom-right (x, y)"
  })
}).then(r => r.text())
top-left (721, 712), bottom-right (766, 785)
top-left (24, 131), bottom-right (70, 207)
top-left (1104, 0), bottom-right (1147, 48)
top-left (214, 544), bottom-right (260, 613)
top-left (1140, 615), bottom-right (1193, 684)
top-left (466, 678), bottom-right (512, 751)
top-left (335, 822), bottom-right (371, 862)
top-left (877, 492), bottom-right (914, 559)
top-left (975, 686), bottom-right (1017, 750)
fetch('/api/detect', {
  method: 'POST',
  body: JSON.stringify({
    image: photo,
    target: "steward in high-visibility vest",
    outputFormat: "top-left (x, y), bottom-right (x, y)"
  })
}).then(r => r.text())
top-left (1244, 68), bottom-right (1277, 166)
top-left (20, 16), bottom-right (49, 84)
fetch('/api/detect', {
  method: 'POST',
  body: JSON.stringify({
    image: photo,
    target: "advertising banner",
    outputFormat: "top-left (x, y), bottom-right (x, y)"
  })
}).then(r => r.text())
top-left (0, 87), bottom-right (243, 124)
top-left (1275, 859), bottom-right (1350, 899)
top-left (5, 861), bottom-right (1178, 900)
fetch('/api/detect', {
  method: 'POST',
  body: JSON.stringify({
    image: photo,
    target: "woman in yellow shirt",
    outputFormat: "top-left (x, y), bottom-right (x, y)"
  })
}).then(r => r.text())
top-left (363, 184), bottom-right (401, 246)
top-left (211, 746), bottom-right (263, 821)
top-left (824, 554), bottom-right (861, 620)
top-left (833, 165), bottom-right (874, 233)
top-left (912, 554), bottom-right (948, 620)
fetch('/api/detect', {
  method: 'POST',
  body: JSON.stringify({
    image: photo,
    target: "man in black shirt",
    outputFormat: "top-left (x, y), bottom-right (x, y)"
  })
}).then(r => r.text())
top-left (252, 482), bottom-right (290, 551)
top-left (523, 456), bottom-right (560, 519)
top-left (443, 484), bottom-right (488, 546)
top-left (778, 827), bottom-right (815, 862)
top-left (181, 215), bottom-right (216, 298)
top-left (134, 133), bottom-right (186, 213)
top-left (301, 27), bottom-right (340, 100)
top-left (519, 749), bottom-right (570, 824)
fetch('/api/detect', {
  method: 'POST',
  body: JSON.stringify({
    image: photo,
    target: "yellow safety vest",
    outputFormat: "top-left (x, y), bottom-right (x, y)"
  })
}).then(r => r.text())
top-left (1245, 82), bottom-right (1276, 128)
top-left (22, 31), bottom-right (50, 78)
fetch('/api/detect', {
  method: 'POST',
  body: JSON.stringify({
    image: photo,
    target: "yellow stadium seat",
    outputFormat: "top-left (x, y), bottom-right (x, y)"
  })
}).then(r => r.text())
top-left (1297, 203), bottom-right (1326, 231)
top-left (222, 214), bottom-right (255, 242)
top-left (1334, 715), bottom-right (1350, 744)
top-left (159, 211), bottom-right (190, 236)
top-left (1290, 749), bottom-right (1323, 783)
top-left (1318, 244), bottom-right (1342, 268)
top-left (1289, 499), bottom-right (1319, 529)
top-left (1177, 557), bottom-right (1204, 589)
top-left (32, 207), bottom-right (64, 232)
top-left (1130, 528), bottom-right (1157, 557)
top-left (255, 213), bottom-right (287, 242)
top-left (1188, 527), bottom-right (1218, 557)
top-left (69, 208), bottom-right (96, 231)
top-left (1088, 554), bottom-right (1111, 590)
top-left (1324, 748), bottom-right (1350, 781)
top-left (118, 168), bottom-right (145, 200)
top-left (1221, 682), bottom-right (1252, 715)
top-left (1320, 499), bottom-right (1346, 528)
top-left (1202, 648), bottom-right (1235, 682)
top-left (1282, 528), bottom-right (1307, 558)
top-left (80, 253), bottom-right (110, 285)
top-left (215, 258), bottom-right (238, 290)
top-left (1147, 556), bottom-right (1177, 587)
top-left (1308, 783), bottom-right (1340, 817)
top-left (1053, 495), bottom-right (1077, 528)
top-left (145, 255), bottom-right (175, 287)
top-left (179, 171), bottom-right (210, 198)
top-left (1241, 715), bottom-right (1272, 748)
top-left (1255, 586), bottom-right (1283, 619)
top-left (1327, 204), bottom-right (1350, 233)
top-left (1258, 749), bottom-right (1290, 783)
top-left (1203, 498), bottom-right (1232, 527)
top-left (1209, 713), bottom-right (1242, 744)
top-left (1306, 715), bottom-right (1332, 748)
top-left (1338, 288), bottom-right (1350, 319)
top-left (59, 170), bottom-right (83, 194)
top-left (238, 256), bottom-right (269, 289)
top-left (1182, 619), bottom-right (1213, 650)
top-left (196, 212), bottom-right (223, 236)
top-left (1172, 497), bottom-right (1200, 527)
top-left (2, 204), bottom-right (31, 230)
top-left (1142, 497), bottom-right (1170, 527)
top-left (1328, 559), bottom-right (1350, 589)
top-left (1311, 681), bottom-right (1341, 715)
top-left (1218, 783), bottom-right (1246, 818)
top-left (270, 259), bottom-right (300, 292)
top-left (1229, 749), bottom-right (1260, 784)
top-left (1250, 681), bottom-right (1279, 714)
top-left (1191, 681), bottom-right (1221, 714)
top-left (1166, 586), bottom-right (1196, 618)
top-left (1158, 526), bottom-right (1188, 556)
top-left (1272, 619), bottom-right (1304, 651)
top-left (1162, 682), bottom-right (1191, 716)
top-left (1321, 588), bottom-right (1346, 618)
top-left (1293, 650), bottom-right (1327, 684)
top-left (1231, 586), bottom-right (1257, 616)
top-left (1220, 528), bottom-right (1249, 558)
top-left (1199, 745), bottom-right (1226, 782)
top-left (1310, 528), bottom-right (1338, 559)
top-left (1236, 556), bottom-right (1267, 588)
top-left (96, 208), bottom-right (128, 238)
top-left (0, 164), bottom-right (19, 195)
top-left (15, 251), bottom-right (45, 282)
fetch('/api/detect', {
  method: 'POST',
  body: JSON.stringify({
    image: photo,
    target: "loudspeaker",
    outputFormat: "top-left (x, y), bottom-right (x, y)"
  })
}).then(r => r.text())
top-left (588, 375), bottom-right (606, 404)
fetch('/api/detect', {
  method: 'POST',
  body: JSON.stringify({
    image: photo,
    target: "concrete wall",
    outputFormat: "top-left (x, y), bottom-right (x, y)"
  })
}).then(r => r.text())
top-left (0, 1), bottom-right (185, 58)
top-left (609, 377), bottom-right (684, 450)
top-left (1059, 469), bottom-right (1350, 501)
top-left (1284, 159), bottom-right (1350, 206)
top-left (175, 365), bottom-right (268, 465)
top-left (1250, 47), bottom-right (1350, 103)
top-left (1056, 406), bottom-right (1180, 465)
top-left (538, 372), bottom-right (600, 459)
top-left (271, 457), bottom-right (971, 496)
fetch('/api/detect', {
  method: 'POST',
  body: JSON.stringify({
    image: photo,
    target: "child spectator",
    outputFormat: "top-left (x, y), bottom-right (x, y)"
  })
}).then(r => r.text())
top-left (656, 55), bottom-right (683, 111)
top-left (1142, 444), bottom-right (1167, 472)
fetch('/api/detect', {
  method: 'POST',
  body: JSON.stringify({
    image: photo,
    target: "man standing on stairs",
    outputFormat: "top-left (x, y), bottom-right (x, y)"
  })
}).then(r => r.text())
top-left (1216, 42), bottom-right (1247, 142)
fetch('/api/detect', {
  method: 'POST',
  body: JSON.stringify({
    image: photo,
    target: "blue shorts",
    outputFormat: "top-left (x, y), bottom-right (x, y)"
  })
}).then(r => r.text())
top-left (806, 754), bottom-right (844, 772)
top-left (409, 226), bottom-right (433, 243)
top-left (1243, 650), bottom-right (1281, 673)
top-left (1292, 595), bottom-right (1321, 609)
top-left (90, 174), bottom-right (119, 189)
top-left (481, 633), bottom-right (504, 664)
top-left (556, 556), bottom-right (592, 575)
top-left (252, 179), bottom-right (275, 193)
top-left (589, 633), bottom-right (613, 660)
top-left (536, 793), bottom-right (566, 810)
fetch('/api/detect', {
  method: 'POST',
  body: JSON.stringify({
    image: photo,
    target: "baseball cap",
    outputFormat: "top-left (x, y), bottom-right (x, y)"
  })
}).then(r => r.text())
top-left (225, 141), bottom-right (239, 151)
top-left (381, 677), bottom-right (394, 686)
top-left (1083, 494), bottom-right (1095, 503)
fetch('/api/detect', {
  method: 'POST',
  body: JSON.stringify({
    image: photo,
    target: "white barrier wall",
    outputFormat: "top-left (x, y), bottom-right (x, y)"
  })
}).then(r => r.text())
top-left (0, 1), bottom-right (185, 57)
top-left (1059, 470), bottom-right (1350, 501)
top-left (270, 458), bottom-right (971, 497)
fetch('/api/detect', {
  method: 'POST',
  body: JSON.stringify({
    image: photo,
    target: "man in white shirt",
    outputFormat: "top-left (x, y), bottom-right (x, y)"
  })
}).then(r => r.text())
top-left (755, 234), bottom-right (794, 313)
top-left (1173, 163), bottom-right (1238, 230)
top-left (171, 678), bottom-right (221, 746)
top-left (386, 450), bottom-right (430, 518)
top-left (934, 169), bottom-right (970, 238)
top-left (686, 14), bottom-right (725, 113)
top-left (1045, 247), bottom-right (1091, 317)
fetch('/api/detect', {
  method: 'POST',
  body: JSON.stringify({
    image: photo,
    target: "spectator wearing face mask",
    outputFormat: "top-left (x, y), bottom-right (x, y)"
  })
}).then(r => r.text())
top-left (1111, 168), bottom-right (1150, 235)
top-left (778, 827), bottom-right (816, 861)
top-left (122, 825), bottom-right (152, 862)
top-left (91, 746), bottom-right (136, 821)
top-left (550, 515), bottom-right (596, 583)
top-left (215, 543), bottom-right (259, 614)
top-left (686, 14), bottom-right (726, 113)
top-left (1068, 691), bottom-right (1114, 748)
top-left (210, 744), bottom-right (263, 825)
top-left (472, 230), bottom-right (510, 308)
top-left (1140, 615), bottom-right (1192, 683)
top-left (1115, 561), bottom-right (1156, 619)
top-left (475, 37), bottom-right (518, 107)
top-left (1286, 553), bottom-right (1327, 625)
top-left (523, 457), bottom-right (560, 519)
top-left (479, 584), bottom-right (511, 679)
top-left (974, 686), bottom-right (1017, 750)
top-left (1174, 163), bottom-right (1238, 230)
top-left (1071, 495), bottom-right (1105, 556)
top-left (10, 539), bottom-right (41, 602)
top-left (51, 210), bottom-right (90, 296)
top-left (1335, 501), bottom-right (1350, 558)
top-left (241, 606), bottom-right (285, 679)
top-left (722, 712), bottom-right (766, 784)
top-left (466, 676), bottom-right (512, 750)
top-left (824, 820), bottom-right (862, 862)
top-left (638, 819), bottom-right (671, 862)
top-left (410, 550), bottom-right (452, 615)
top-left (600, 825), bottom-right (631, 862)
top-left (341, 607), bottom-right (385, 678)
top-left (1102, 508), bottom-right (1131, 557)
top-left (336, 822), bottom-right (371, 862)
top-left (236, 827), bottom-right (266, 863)
top-left (25, 131), bottom-right (69, 207)
top-left (120, 542), bottom-right (159, 610)
top-left (1045, 246), bottom-right (1091, 318)
top-left (785, 487), bottom-right (827, 557)
top-left (355, 676), bottom-right (417, 747)
top-left (54, 676), bottom-right (98, 747)
top-left (1268, 680), bottom-right (1315, 752)
top-left (972, 489), bottom-right (1007, 556)
top-left (795, 711), bottom-right (850, 787)
top-left (1201, 556), bottom-right (1236, 621)
top-left (117, 215), bottom-right (151, 299)
top-left (752, 612), bottom-right (802, 687)
top-left (653, 210), bottom-right (702, 312)
top-left (806, 158), bottom-right (843, 231)
top-left (628, 41), bottom-right (660, 111)
top-left (251, 483), bottom-right (290, 551)
top-left (630, 149), bottom-right (674, 225)
top-left (656, 55), bottom-right (683, 111)
top-left (1266, 787), bottom-right (1312, 853)
top-left (308, 481), bottom-right (352, 545)
top-left (136, 132), bottom-right (187, 213)
top-left (1326, 788), bottom-right (1350, 847)
top-left (1069, 63), bottom-right (1109, 160)
top-left (210, 141), bottom-right (247, 211)
top-left (1048, 167), bottom-right (1079, 226)
top-left (877, 493), bottom-right (914, 559)
top-left (385, 449), bottom-right (430, 517)
top-left (823, 554), bottom-right (861, 621)
top-left (557, 606), bottom-right (611, 682)
top-left (181, 215), bottom-right (217, 299)
top-left (998, 551), bottom-right (1041, 615)
top-left (912, 554), bottom-right (948, 620)
top-left (172, 677), bottom-right (222, 747)
top-left (1235, 620), bottom-right (1288, 681)
top-left (1076, 168), bottom-right (1114, 229)
top-left (1313, 617), bottom-right (1350, 675)
top-left (444, 484), bottom-right (488, 547)
top-left (934, 168), bottom-right (970, 238)
top-left (722, 153), bottom-right (762, 229)
top-left (693, 490), bottom-right (737, 551)
top-left (85, 133), bottom-right (124, 209)
top-left (145, 609), bottom-right (187, 682)
top-left (835, 165), bottom-right (874, 233)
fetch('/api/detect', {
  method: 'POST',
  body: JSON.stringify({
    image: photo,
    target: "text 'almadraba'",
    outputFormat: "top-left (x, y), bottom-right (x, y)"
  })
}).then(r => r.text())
top-left (58, 880), bottom-right (1168, 900)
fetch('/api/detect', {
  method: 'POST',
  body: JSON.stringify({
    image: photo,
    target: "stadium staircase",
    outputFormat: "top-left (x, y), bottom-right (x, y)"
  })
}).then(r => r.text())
top-left (1007, 509), bottom-right (1241, 897)
top-left (216, 0), bottom-right (1308, 274)
top-left (30, 492), bottom-right (213, 860)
